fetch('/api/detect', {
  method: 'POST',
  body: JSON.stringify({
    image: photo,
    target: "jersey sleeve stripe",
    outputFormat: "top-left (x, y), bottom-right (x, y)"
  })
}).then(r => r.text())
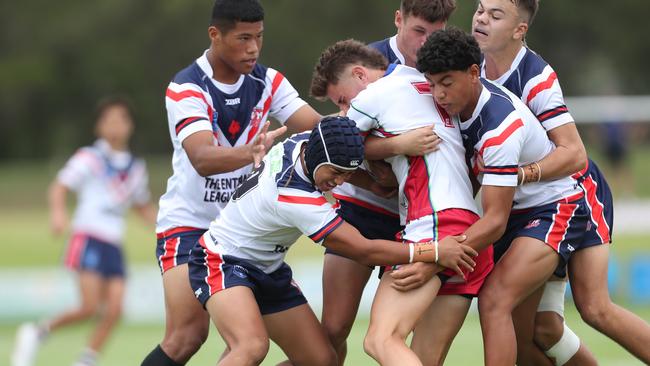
top-left (278, 194), bottom-right (328, 206)
top-left (478, 119), bottom-right (524, 155)
top-left (308, 216), bottom-right (343, 242)
top-left (481, 165), bottom-right (518, 174)
top-left (175, 117), bottom-right (207, 135)
top-left (526, 72), bottom-right (558, 104)
top-left (537, 105), bottom-right (569, 122)
top-left (166, 88), bottom-right (209, 106)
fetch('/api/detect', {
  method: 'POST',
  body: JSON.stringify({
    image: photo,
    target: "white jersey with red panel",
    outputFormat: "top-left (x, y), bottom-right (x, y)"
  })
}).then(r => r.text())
top-left (202, 133), bottom-right (342, 274)
top-left (346, 65), bottom-right (477, 241)
top-left (157, 50), bottom-right (307, 233)
top-left (481, 46), bottom-right (574, 132)
top-left (57, 139), bottom-right (150, 244)
top-left (461, 79), bottom-right (581, 210)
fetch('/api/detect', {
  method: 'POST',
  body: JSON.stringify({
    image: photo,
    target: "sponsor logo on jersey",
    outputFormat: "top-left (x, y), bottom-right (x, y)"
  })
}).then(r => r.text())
top-left (225, 97), bottom-right (241, 106)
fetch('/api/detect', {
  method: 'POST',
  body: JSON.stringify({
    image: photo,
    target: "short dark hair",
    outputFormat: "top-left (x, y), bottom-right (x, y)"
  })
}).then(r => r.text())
top-left (416, 27), bottom-right (481, 75)
top-left (310, 39), bottom-right (389, 100)
top-left (95, 96), bottom-right (133, 121)
top-left (513, 0), bottom-right (539, 25)
top-left (400, 0), bottom-right (456, 23)
top-left (211, 0), bottom-right (264, 34)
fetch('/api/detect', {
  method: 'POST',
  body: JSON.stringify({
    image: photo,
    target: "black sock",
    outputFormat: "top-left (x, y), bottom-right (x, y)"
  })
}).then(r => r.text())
top-left (141, 345), bottom-right (183, 366)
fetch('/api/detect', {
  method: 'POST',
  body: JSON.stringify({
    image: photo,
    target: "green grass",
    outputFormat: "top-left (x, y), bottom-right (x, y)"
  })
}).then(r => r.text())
top-left (3, 307), bottom-right (650, 365)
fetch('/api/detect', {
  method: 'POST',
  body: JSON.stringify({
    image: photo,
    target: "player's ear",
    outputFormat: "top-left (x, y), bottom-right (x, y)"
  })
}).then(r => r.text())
top-left (394, 10), bottom-right (402, 29)
top-left (469, 64), bottom-right (481, 81)
top-left (351, 66), bottom-right (366, 81)
top-left (208, 25), bottom-right (221, 44)
top-left (513, 22), bottom-right (528, 42)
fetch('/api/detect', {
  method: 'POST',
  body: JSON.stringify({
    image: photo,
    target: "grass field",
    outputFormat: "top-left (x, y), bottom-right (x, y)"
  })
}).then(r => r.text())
top-left (1, 149), bottom-right (650, 365)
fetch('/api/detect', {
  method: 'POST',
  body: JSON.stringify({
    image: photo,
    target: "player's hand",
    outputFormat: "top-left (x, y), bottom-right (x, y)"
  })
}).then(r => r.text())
top-left (366, 160), bottom-right (398, 187)
top-left (390, 262), bottom-right (442, 291)
top-left (251, 121), bottom-right (287, 168)
top-left (50, 209), bottom-right (68, 237)
top-left (436, 235), bottom-right (477, 279)
top-left (396, 125), bottom-right (441, 156)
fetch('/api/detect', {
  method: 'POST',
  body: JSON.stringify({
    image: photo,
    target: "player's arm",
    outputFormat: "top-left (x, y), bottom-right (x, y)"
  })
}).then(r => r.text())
top-left (454, 185), bottom-right (514, 252)
top-left (283, 104), bottom-right (322, 134)
top-left (183, 121), bottom-right (286, 176)
top-left (364, 126), bottom-right (441, 160)
top-left (48, 180), bottom-right (69, 237)
top-left (323, 220), bottom-right (477, 276)
top-left (346, 167), bottom-right (397, 198)
top-left (518, 123), bottom-right (587, 183)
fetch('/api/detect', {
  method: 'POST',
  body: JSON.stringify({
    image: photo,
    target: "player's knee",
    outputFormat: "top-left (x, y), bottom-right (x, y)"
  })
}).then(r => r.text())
top-left (163, 323), bottom-right (209, 359)
top-left (363, 327), bottom-right (389, 359)
top-left (78, 302), bottom-right (101, 319)
top-left (478, 287), bottom-right (507, 317)
top-left (323, 319), bottom-right (353, 347)
top-left (305, 345), bottom-right (337, 366)
top-left (576, 301), bottom-right (609, 329)
top-left (543, 323), bottom-right (581, 365)
top-left (102, 303), bottom-right (123, 324)
top-left (533, 316), bottom-right (564, 350)
top-left (230, 336), bottom-right (269, 365)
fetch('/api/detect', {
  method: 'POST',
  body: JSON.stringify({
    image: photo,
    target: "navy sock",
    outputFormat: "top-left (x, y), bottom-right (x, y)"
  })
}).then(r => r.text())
top-left (141, 345), bottom-right (183, 366)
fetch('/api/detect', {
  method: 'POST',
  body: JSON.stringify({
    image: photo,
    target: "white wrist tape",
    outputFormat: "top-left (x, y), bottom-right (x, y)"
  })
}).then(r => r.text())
top-left (545, 322), bottom-right (581, 365)
top-left (538, 281), bottom-right (566, 316)
top-left (408, 243), bottom-right (414, 263)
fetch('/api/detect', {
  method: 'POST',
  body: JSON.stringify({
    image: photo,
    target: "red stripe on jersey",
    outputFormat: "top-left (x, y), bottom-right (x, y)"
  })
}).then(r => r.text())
top-left (166, 88), bottom-right (208, 105)
top-left (156, 226), bottom-right (204, 240)
top-left (199, 236), bottom-right (225, 295)
top-left (278, 194), bottom-right (328, 206)
top-left (481, 166), bottom-right (518, 174)
top-left (537, 106), bottom-right (568, 122)
top-left (404, 156), bottom-right (434, 222)
top-left (434, 102), bottom-right (455, 128)
top-left (310, 216), bottom-right (343, 242)
top-left (582, 176), bottom-right (611, 243)
top-left (479, 119), bottom-right (524, 156)
top-left (545, 202), bottom-right (578, 251)
top-left (175, 117), bottom-right (204, 135)
top-left (248, 72), bottom-right (286, 144)
top-left (411, 82), bottom-right (431, 94)
top-left (332, 193), bottom-right (400, 218)
top-left (526, 72), bottom-right (558, 104)
top-left (160, 236), bottom-right (180, 272)
top-left (65, 233), bottom-right (88, 269)
top-left (375, 128), bottom-right (398, 138)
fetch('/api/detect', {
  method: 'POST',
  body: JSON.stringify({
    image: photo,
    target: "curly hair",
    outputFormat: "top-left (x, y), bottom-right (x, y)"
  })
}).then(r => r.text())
top-left (310, 39), bottom-right (388, 100)
top-left (416, 27), bottom-right (481, 75)
top-left (401, 0), bottom-right (456, 23)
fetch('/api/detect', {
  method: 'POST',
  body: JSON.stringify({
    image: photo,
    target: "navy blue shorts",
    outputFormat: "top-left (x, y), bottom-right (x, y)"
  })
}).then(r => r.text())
top-left (324, 200), bottom-right (403, 256)
top-left (64, 233), bottom-right (125, 278)
top-left (494, 193), bottom-right (590, 278)
top-left (574, 159), bottom-right (614, 247)
top-left (188, 236), bottom-right (307, 315)
top-left (156, 227), bottom-right (206, 274)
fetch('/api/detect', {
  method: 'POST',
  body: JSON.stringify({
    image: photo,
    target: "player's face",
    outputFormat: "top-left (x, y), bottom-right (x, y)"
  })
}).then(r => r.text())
top-left (425, 65), bottom-right (481, 120)
top-left (96, 105), bottom-right (133, 147)
top-left (211, 21), bottom-right (264, 75)
top-left (326, 66), bottom-right (370, 113)
top-left (314, 165), bottom-right (355, 192)
top-left (472, 0), bottom-right (527, 53)
top-left (396, 12), bottom-right (446, 67)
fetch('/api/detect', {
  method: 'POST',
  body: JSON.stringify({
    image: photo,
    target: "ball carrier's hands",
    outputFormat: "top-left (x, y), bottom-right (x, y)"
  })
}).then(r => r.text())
top-left (251, 121), bottom-right (287, 168)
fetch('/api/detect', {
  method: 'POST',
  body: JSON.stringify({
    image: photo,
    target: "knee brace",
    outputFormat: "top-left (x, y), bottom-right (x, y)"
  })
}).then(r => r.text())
top-left (538, 281), bottom-right (566, 316)
top-left (544, 323), bottom-right (580, 366)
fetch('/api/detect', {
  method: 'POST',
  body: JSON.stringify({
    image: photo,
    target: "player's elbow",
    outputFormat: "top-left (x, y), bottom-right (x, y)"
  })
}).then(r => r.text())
top-left (567, 144), bottom-right (587, 174)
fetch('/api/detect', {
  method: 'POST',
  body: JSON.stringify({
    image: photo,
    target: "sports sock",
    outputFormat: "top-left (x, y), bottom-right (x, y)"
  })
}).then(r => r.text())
top-left (141, 345), bottom-right (183, 366)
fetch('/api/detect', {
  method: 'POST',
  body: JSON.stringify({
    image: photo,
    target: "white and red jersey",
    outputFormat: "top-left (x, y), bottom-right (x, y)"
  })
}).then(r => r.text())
top-left (202, 133), bottom-right (342, 273)
top-left (346, 65), bottom-right (477, 242)
top-left (57, 139), bottom-right (150, 244)
top-left (157, 50), bottom-right (307, 233)
top-left (461, 79), bottom-right (581, 210)
top-left (481, 46), bottom-right (574, 132)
